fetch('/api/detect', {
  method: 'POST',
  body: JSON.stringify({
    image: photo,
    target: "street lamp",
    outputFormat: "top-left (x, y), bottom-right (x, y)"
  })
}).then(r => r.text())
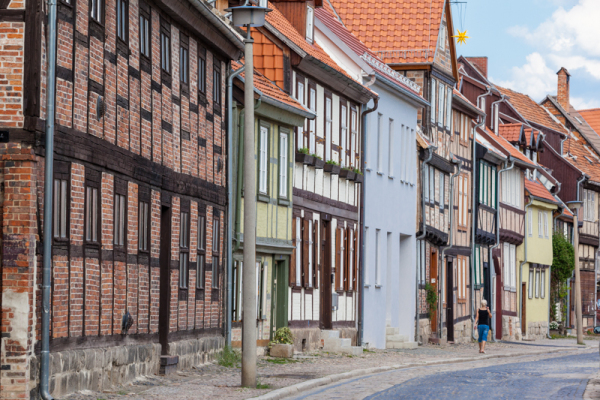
top-left (567, 200), bottom-right (583, 345)
top-left (225, 1), bottom-right (270, 389)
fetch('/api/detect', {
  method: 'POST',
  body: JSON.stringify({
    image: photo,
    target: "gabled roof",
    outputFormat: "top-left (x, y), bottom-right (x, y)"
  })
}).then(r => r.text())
top-left (314, 6), bottom-right (426, 105)
top-left (498, 123), bottom-right (523, 143)
top-left (232, 61), bottom-right (314, 118)
top-left (578, 108), bottom-right (600, 137)
top-left (327, 0), bottom-right (446, 65)
top-left (495, 85), bottom-right (567, 135)
top-left (417, 131), bottom-right (430, 149)
top-left (562, 133), bottom-right (600, 183)
top-left (525, 178), bottom-right (559, 204)
top-left (453, 88), bottom-right (485, 117)
top-left (478, 127), bottom-right (536, 168)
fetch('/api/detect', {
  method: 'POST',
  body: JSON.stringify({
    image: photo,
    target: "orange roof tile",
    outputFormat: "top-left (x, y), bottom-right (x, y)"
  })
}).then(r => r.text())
top-left (498, 124), bottom-right (523, 143)
top-left (495, 85), bottom-right (567, 135)
top-left (579, 108), bottom-right (600, 137)
top-left (562, 135), bottom-right (600, 183)
top-left (525, 178), bottom-right (557, 204)
top-left (328, 0), bottom-right (445, 64)
top-left (478, 127), bottom-right (535, 167)
top-left (232, 61), bottom-right (311, 115)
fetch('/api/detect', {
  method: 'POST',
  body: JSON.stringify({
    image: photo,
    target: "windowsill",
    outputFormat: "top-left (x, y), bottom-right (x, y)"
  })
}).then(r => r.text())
top-left (375, 284), bottom-right (382, 288)
top-left (364, 284), bottom-right (371, 288)
top-left (366, 168), bottom-right (372, 172)
top-left (257, 193), bottom-right (270, 203)
top-left (278, 198), bottom-right (290, 207)
top-left (388, 175), bottom-right (394, 180)
top-left (377, 171), bottom-right (384, 176)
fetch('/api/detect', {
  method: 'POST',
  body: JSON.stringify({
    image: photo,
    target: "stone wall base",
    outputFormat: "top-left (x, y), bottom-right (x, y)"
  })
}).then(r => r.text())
top-left (452, 319), bottom-right (473, 344)
top-left (501, 316), bottom-right (522, 341)
top-left (418, 318), bottom-right (431, 344)
top-left (289, 327), bottom-right (321, 352)
top-left (35, 335), bottom-right (223, 399)
top-left (526, 321), bottom-right (548, 341)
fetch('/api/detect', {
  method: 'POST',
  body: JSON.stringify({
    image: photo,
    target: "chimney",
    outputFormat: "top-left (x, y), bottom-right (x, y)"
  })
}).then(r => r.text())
top-left (466, 57), bottom-right (488, 79)
top-left (557, 67), bottom-right (571, 111)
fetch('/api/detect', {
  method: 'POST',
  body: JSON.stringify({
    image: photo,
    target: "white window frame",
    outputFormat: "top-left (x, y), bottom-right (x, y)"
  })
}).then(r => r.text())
top-left (308, 220), bottom-right (313, 288)
top-left (279, 131), bottom-right (288, 198)
top-left (325, 96), bottom-right (332, 160)
top-left (446, 87), bottom-right (452, 130)
top-left (341, 104), bottom-right (348, 167)
top-left (544, 211), bottom-right (549, 239)
top-left (439, 173), bottom-right (445, 210)
top-left (538, 210), bottom-right (543, 238)
top-left (295, 217), bottom-right (301, 284)
top-left (528, 209), bottom-right (533, 237)
top-left (535, 269), bottom-right (540, 298)
top-left (438, 82), bottom-right (444, 125)
top-left (259, 126), bottom-right (269, 195)
top-left (541, 270), bottom-right (546, 298)
top-left (430, 79), bottom-right (437, 124)
top-left (377, 113), bottom-right (383, 173)
top-left (429, 167), bottom-right (435, 205)
top-left (306, 5), bottom-right (314, 42)
top-left (529, 269), bottom-right (534, 299)
top-left (388, 119), bottom-right (394, 176)
top-left (375, 229), bottom-right (381, 285)
top-left (424, 164), bottom-right (429, 203)
top-left (309, 87), bottom-right (317, 154)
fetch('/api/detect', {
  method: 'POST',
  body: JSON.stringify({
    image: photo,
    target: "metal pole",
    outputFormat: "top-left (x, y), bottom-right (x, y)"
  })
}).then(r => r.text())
top-left (226, 64), bottom-right (245, 347)
top-left (574, 207), bottom-right (583, 344)
top-left (241, 26), bottom-right (257, 388)
top-left (41, 0), bottom-right (58, 396)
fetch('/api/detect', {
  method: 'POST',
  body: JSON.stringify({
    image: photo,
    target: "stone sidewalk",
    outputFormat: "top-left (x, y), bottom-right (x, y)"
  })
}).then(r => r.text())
top-left (65, 338), bottom-right (598, 400)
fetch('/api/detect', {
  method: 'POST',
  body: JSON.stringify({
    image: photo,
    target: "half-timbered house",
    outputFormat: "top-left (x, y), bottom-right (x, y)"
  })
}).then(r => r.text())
top-left (329, 0), bottom-right (461, 344)
top-left (0, 0), bottom-right (243, 396)
top-left (313, 4), bottom-right (428, 349)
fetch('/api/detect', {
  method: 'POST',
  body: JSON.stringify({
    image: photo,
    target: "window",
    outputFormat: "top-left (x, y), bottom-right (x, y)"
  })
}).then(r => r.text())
top-left (117, 0), bottom-right (128, 42)
top-left (478, 161), bottom-right (496, 207)
top-left (196, 215), bottom-right (206, 289)
top-left (279, 130), bottom-right (288, 198)
top-left (501, 168), bottom-right (521, 208)
top-left (438, 82), bottom-right (444, 125)
top-left (325, 95), bottom-right (332, 160)
top-left (377, 113), bottom-right (383, 172)
top-left (446, 87), bottom-right (452, 130)
top-left (430, 79), bottom-right (437, 124)
top-left (180, 44), bottom-right (189, 85)
top-left (259, 126), bottom-right (268, 195)
top-left (528, 269), bottom-right (534, 299)
top-left (138, 201), bottom-right (149, 251)
top-left (543, 211), bottom-right (549, 238)
top-left (388, 119), bottom-right (394, 176)
top-left (503, 243), bottom-right (516, 290)
top-left (232, 260), bottom-right (241, 320)
top-left (306, 5), bottom-right (314, 42)
top-left (85, 186), bottom-right (98, 242)
top-left (351, 107), bottom-right (358, 168)
top-left (458, 174), bottom-right (469, 228)
top-left (309, 85), bottom-right (317, 154)
top-left (535, 269), bottom-right (540, 298)
top-left (213, 62), bottom-right (222, 106)
top-left (439, 173), bottom-right (445, 210)
top-left (296, 80), bottom-right (305, 150)
top-left (417, 240), bottom-right (426, 285)
top-left (375, 229), bottom-right (380, 285)
top-left (139, 12), bottom-right (150, 58)
top-left (538, 210), bottom-right (543, 238)
top-left (440, 24), bottom-right (446, 50)
top-left (584, 189), bottom-right (595, 221)
top-left (295, 217), bottom-right (301, 285)
top-left (114, 194), bottom-right (126, 246)
top-left (212, 215), bottom-right (220, 289)
top-left (457, 256), bottom-right (467, 301)
top-left (528, 209), bottom-right (532, 237)
top-left (340, 104), bottom-right (348, 167)
top-left (474, 245), bottom-right (483, 287)
top-left (179, 212), bottom-right (189, 289)
top-left (424, 164), bottom-right (430, 203)
top-left (307, 220), bottom-right (313, 288)
top-left (53, 179), bottom-right (68, 239)
top-left (91, 0), bottom-right (102, 23)
top-left (161, 30), bottom-right (171, 73)
top-left (198, 50), bottom-right (206, 96)
top-left (541, 270), bottom-right (546, 298)
top-left (429, 166), bottom-right (435, 205)
top-left (256, 261), bottom-right (268, 319)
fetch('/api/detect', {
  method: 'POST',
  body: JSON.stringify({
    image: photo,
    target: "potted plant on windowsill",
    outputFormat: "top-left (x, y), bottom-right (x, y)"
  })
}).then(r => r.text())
top-left (323, 160), bottom-right (340, 174)
top-left (311, 154), bottom-right (325, 169)
top-left (339, 167), bottom-right (355, 180)
top-left (295, 148), bottom-right (314, 165)
top-left (353, 168), bottom-right (364, 183)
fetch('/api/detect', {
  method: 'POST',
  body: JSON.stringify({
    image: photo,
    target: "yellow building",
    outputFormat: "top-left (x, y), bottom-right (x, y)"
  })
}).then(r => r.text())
top-left (518, 177), bottom-right (558, 340)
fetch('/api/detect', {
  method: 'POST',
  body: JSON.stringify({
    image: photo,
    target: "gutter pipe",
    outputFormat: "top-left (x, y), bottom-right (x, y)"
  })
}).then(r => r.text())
top-left (415, 144), bottom-right (437, 345)
top-left (358, 97), bottom-right (379, 347)
top-left (188, 0), bottom-right (244, 52)
top-left (41, 0), bottom-right (57, 396)
top-left (470, 88), bottom-right (489, 340)
top-left (490, 94), bottom-right (507, 135)
top-left (518, 196), bottom-right (534, 339)
top-left (226, 64), bottom-right (245, 347)
top-left (439, 156), bottom-right (461, 337)
top-left (489, 157), bottom-right (514, 341)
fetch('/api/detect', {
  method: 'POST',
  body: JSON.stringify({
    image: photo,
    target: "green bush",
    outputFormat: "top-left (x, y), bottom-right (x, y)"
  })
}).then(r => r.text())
top-left (353, 168), bottom-right (363, 175)
top-left (311, 153), bottom-right (322, 160)
top-left (326, 160), bottom-right (339, 165)
top-left (298, 147), bottom-right (309, 154)
top-left (425, 283), bottom-right (438, 317)
top-left (217, 346), bottom-right (241, 368)
top-left (272, 327), bottom-right (294, 345)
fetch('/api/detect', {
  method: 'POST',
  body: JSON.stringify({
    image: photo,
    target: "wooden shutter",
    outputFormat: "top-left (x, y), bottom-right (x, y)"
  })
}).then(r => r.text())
top-left (303, 218), bottom-right (310, 288)
top-left (290, 218), bottom-right (296, 286)
top-left (313, 219), bottom-right (319, 288)
top-left (353, 228), bottom-right (359, 291)
top-left (335, 227), bottom-right (342, 291)
top-left (343, 227), bottom-right (349, 291)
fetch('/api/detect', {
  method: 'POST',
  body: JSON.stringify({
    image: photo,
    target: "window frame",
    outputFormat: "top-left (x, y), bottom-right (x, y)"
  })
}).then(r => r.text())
top-left (430, 78), bottom-right (437, 125)
top-left (212, 213), bottom-right (221, 290)
top-left (160, 22), bottom-right (171, 75)
top-left (388, 118), bottom-right (394, 177)
top-left (179, 210), bottom-right (190, 289)
top-left (116, 0), bottom-right (128, 43)
top-left (84, 184), bottom-right (100, 244)
top-left (139, 4), bottom-right (151, 59)
top-left (90, 0), bottom-right (104, 24)
top-left (308, 82), bottom-right (317, 154)
top-left (196, 213), bottom-right (206, 290)
top-left (278, 127), bottom-right (290, 200)
top-left (258, 123), bottom-right (270, 197)
top-left (138, 200), bottom-right (150, 252)
top-left (339, 100), bottom-right (348, 167)
top-left (306, 5), bottom-right (314, 42)
top-left (198, 47), bottom-right (207, 99)
top-left (351, 106), bottom-right (358, 169)
top-left (324, 92), bottom-right (332, 161)
top-left (113, 193), bottom-right (127, 247)
top-left (53, 178), bottom-right (69, 241)
top-left (213, 58), bottom-right (222, 113)
top-left (179, 35), bottom-right (189, 90)
top-left (528, 269), bottom-right (534, 299)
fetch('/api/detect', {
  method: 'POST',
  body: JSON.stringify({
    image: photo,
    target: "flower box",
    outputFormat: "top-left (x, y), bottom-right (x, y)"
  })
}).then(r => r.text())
top-left (339, 168), bottom-right (355, 180)
top-left (313, 158), bottom-right (325, 169)
top-left (324, 163), bottom-right (341, 174)
top-left (354, 173), bottom-right (364, 183)
top-left (295, 153), bottom-right (314, 165)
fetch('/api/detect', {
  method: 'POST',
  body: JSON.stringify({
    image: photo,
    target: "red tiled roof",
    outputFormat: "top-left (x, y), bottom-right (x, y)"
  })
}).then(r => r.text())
top-left (478, 127), bottom-right (535, 167)
top-left (498, 124), bottom-right (522, 143)
top-left (314, 6), bottom-right (423, 98)
top-left (579, 108), bottom-right (600, 137)
top-left (495, 85), bottom-right (567, 135)
top-left (525, 178), bottom-right (557, 204)
top-left (232, 61), bottom-right (309, 114)
top-left (562, 134), bottom-right (600, 183)
top-left (328, 0), bottom-right (445, 64)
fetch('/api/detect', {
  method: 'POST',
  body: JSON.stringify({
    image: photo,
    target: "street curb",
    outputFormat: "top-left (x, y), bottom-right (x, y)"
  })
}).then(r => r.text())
top-left (253, 346), bottom-right (593, 400)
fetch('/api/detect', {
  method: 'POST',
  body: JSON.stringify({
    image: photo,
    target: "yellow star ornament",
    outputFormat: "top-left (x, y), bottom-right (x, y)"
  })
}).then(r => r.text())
top-left (452, 30), bottom-right (470, 46)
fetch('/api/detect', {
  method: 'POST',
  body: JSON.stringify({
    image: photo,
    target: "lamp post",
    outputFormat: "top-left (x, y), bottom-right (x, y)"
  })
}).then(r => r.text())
top-left (567, 200), bottom-right (583, 345)
top-left (225, 2), bottom-right (270, 388)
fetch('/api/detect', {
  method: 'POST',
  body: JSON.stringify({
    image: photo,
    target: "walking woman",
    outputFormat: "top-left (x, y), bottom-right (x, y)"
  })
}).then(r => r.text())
top-left (475, 299), bottom-right (492, 353)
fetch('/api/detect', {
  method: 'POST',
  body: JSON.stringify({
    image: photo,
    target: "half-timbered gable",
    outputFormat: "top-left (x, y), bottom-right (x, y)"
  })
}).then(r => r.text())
top-left (0, 0), bottom-right (243, 395)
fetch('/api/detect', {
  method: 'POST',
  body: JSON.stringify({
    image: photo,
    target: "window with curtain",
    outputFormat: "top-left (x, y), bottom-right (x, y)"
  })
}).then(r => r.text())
top-left (279, 131), bottom-right (288, 198)
top-left (259, 126), bottom-right (268, 195)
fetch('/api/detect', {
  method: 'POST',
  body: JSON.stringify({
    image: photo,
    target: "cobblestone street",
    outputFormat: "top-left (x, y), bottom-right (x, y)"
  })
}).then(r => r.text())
top-left (64, 339), bottom-right (599, 400)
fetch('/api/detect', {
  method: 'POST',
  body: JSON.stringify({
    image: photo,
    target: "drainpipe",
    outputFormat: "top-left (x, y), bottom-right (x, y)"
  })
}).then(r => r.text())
top-left (415, 144), bottom-right (437, 345)
top-left (439, 156), bottom-right (461, 337)
top-left (518, 196), bottom-right (534, 339)
top-left (489, 157), bottom-right (514, 341)
top-left (471, 110), bottom-right (487, 340)
top-left (226, 64), bottom-right (245, 347)
top-left (561, 130), bottom-right (570, 155)
top-left (41, 0), bottom-right (58, 397)
top-left (547, 262), bottom-right (553, 339)
top-left (490, 95), bottom-right (507, 135)
top-left (358, 97), bottom-right (379, 347)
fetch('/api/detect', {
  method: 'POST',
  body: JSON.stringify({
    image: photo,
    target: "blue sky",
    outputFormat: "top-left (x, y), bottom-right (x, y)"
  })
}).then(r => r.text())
top-left (451, 0), bottom-right (600, 110)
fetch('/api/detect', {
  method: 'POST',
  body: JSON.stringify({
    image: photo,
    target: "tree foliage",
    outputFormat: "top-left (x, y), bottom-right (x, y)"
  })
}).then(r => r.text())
top-left (552, 232), bottom-right (574, 284)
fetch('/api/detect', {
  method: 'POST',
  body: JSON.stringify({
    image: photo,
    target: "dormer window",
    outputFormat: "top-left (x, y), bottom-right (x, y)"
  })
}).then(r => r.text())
top-left (306, 6), bottom-right (314, 42)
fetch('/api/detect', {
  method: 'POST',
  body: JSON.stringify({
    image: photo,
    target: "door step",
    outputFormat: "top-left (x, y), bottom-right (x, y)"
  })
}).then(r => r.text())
top-left (385, 327), bottom-right (418, 349)
top-left (320, 330), bottom-right (362, 355)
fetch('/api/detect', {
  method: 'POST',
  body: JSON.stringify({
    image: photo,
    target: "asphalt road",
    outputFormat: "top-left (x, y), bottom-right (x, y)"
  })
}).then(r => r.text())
top-left (288, 350), bottom-right (599, 400)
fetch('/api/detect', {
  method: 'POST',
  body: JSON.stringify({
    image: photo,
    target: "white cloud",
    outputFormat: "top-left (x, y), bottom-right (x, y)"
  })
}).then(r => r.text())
top-left (571, 96), bottom-right (600, 110)
top-left (493, 53), bottom-right (555, 101)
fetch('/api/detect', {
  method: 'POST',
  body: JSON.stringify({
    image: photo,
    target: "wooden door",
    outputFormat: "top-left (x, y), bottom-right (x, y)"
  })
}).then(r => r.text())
top-left (271, 259), bottom-right (289, 340)
top-left (495, 270), bottom-right (503, 340)
top-left (446, 260), bottom-right (454, 342)
top-left (320, 221), bottom-right (332, 329)
top-left (430, 249), bottom-right (438, 332)
top-left (521, 283), bottom-right (527, 335)
top-left (158, 205), bottom-right (172, 355)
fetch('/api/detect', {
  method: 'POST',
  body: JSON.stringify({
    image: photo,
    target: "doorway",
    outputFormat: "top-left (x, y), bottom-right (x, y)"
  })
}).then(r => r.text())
top-left (320, 221), bottom-right (332, 330)
top-left (158, 205), bottom-right (172, 356)
top-left (446, 259), bottom-right (454, 342)
top-left (271, 258), bottom-right (289, 340)
top-left (430, 248), bottom-right (438, 333)
top-left (521, 283), bottom-right (527, 336)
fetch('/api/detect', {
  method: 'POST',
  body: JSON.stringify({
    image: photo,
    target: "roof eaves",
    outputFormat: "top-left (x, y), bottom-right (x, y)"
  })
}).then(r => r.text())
top-left (263, 22), bottom-right (307, 58)
top-left (544, 96), bottom-right (600, 155)
top-left (373, 71), bottom-right (429, 108)
top-left (305, 55), bottom-right (378, 100)
top-left (453, 92), bottom-right (484, 116)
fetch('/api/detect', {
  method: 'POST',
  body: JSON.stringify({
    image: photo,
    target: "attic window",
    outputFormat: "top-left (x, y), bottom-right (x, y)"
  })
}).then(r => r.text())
top-left (306, 6), bottom-right (314, 42)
